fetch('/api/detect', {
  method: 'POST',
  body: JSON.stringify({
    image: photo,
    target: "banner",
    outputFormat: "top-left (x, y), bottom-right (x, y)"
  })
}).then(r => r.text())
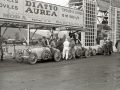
top-left (0, 0), bottom-right (83, 27)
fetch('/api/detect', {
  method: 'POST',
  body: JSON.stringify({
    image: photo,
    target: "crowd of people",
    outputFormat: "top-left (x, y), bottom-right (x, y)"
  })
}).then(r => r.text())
top-left (99, 38), bottom-right (113, 55)
top-left (1, 32), bottom-right (120, 61)
top-left (37, 33), bottom-right (81, 60)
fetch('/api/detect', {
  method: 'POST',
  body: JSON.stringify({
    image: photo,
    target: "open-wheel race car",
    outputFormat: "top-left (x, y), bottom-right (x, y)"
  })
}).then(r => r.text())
top-left (68, 39), bottom-right (91, 59)
top-left (16, 46), bottom-right (61, 65)
top-left (91, 44), bottom-right (113, 55)
top-left (88, 47), bottom-right (97, 56)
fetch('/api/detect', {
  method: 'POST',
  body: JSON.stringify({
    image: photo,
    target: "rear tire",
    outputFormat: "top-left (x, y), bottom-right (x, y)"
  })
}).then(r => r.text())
top-left (75, 48), bottom-right (82, 58)
top-left (68, 51), bottom-right (72, 59)
top-left (41, 50), bottom-right (51, 60)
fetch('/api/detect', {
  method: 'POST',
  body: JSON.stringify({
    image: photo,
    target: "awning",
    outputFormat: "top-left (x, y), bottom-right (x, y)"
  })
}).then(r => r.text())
top-left (97, 24), bottom-right (112, 30)
top-left (59, 27), bottom-right (87, 32)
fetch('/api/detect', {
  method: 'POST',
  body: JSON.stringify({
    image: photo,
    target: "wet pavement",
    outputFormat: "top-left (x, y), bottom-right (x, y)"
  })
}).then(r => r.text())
top-left (0, 53), bottom-right (120, 90)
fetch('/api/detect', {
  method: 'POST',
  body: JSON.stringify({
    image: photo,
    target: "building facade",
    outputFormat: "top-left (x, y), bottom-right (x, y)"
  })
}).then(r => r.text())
top-left (68, 0), bottom-right (97, 46)
top-left (108, 6), bottom-right (120, 45)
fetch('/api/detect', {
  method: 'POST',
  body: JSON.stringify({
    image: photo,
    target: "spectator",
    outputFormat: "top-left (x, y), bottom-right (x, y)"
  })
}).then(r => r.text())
top-left (108, 38), bottom-right (113, 54)
top-left (69, 38), bottom-right (76, 59)
top-left (0, 37), bottom-right (3, 61)
top-left (115, 36), bottom-right (120, 59)
top-left (56, 38), bottom-right (63, 53)
top-left (41, 36), bottom-right (47, 47)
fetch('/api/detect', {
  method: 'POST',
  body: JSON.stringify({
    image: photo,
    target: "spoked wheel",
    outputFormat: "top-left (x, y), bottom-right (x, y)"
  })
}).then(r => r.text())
top-left (85, 50), bottom-right (90, 58)
top-left (42, 50), bottom-right (51, 60)
top-left (16, 50), bottom-right (24, 63)
top-left (98, 48), bottom-right (103, 55)
top-left (28, 53), bottom-right (38, 65)
top-left (92, 49), bottom-right (96, 56)
top-left (68, 51), bottom-right (73, 60)
top-left (75, 48), bottom-right (82, 58)
top-left (54, 51), bottom-right (61, 62)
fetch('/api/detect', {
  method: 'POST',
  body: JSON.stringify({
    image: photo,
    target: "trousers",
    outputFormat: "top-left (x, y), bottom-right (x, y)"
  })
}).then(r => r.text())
top-left (63, 47), bottom-right (69, 60)
top-left (70, 47), bottom-right (75, 58)
top-left (0, 46), bottom-right (3, 61)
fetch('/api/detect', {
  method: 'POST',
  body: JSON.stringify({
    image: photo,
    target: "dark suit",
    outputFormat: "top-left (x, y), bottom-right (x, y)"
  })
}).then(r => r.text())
top-left (56, 39), bottom-right (63, 52)
top-left (108, 40), bottom-right (113, 54)
top-left (0, 38), bottom-right (3, 61)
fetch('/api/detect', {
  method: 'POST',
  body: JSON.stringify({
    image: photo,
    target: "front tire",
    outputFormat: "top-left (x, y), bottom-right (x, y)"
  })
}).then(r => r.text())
top-left (85, 50), bottom-right (90, 58)
top-left (54, 51), bottom-right (61, 62)
top-left (28, 53), bottom-right (38, 65)
top-left (16, 50), bottom-right (24, 63)
top-left (92, 49), bottom-right (96, 56)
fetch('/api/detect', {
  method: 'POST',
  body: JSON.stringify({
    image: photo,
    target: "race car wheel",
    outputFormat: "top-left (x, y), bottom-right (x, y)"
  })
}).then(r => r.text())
top-left (92, 49), bottom-right (96, 56)
top-left (85, 50), bottom-right (90, 58)
top-left (75, 48), bottom-right (82, 58)
top-left (97, 48), bottom-right (103, 54)
top-left (16, 50), bottom-right (24, 63)
top-left (54, 51), bottom-right (61, 62)
top-left (68, 51), bottom-right (72, 60)
top-left (42, 50), bottom-right (51, 60)
top-left (28, 53), bottom-right (38, 65)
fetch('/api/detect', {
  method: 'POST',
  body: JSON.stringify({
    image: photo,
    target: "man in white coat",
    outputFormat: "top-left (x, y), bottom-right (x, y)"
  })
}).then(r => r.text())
top-left (63, 38), bottom-right (70, 60)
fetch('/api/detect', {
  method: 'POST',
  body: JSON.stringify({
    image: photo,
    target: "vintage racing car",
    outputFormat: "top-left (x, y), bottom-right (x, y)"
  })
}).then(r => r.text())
top-left (16, 45), bottom-right (61, 64)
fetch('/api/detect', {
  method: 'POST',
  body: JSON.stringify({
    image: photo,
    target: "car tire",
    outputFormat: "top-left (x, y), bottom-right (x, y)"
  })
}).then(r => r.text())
top-left (54, 51), bottom-right (61, 62)
top-left (98, 48), bottom-right (103, 55)
top-left (16, 50), bottom-right (24, 63)
top-left (92, 49), bottom-right (96, 56)
top-left (75, 48), bottom-right (82, 58)
top-left (85, 50), bottom-right (90, 58)
top-left (28, 53), bottom-right (38, 65)
top-left (68, 51), bottom-right (73, 60)
top-left (41, 50), bottom-right (51, 60)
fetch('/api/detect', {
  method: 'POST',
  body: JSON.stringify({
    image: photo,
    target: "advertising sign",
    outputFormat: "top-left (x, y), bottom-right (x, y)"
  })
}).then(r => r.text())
top-left (0, 0), bottom-right (83, 27)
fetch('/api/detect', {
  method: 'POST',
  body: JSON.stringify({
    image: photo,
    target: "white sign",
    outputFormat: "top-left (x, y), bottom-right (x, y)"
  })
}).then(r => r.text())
top-left (0, 0), bottom-right (83, 27)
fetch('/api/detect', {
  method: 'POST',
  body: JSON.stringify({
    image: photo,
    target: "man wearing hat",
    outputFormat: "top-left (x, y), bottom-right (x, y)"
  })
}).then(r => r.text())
top-left (41, 36), bottom-right (47, 47)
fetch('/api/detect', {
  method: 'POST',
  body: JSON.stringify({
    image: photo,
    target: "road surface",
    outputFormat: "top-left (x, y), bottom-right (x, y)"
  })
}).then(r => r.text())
top-left (0, 53), bottom-right (120, 90)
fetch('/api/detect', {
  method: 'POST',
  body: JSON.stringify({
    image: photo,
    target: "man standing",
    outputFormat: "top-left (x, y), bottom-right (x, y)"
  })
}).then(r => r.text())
top-left (103, 38), bottom-right (109, 55)
top-left (115, 36), bottom-right (120, 59)
top-left (108, 38), bottom-right (113, 55)
top-left (0, 37), bottom-right (3, 61)
top-left (56, 38), bottom-right (63, 53)
top-left (41, 36), bottom-right (47, 47)
top-left (69, 38), bottom-right (76, 59)
top-left (63, 38), bottom-right (70, 60)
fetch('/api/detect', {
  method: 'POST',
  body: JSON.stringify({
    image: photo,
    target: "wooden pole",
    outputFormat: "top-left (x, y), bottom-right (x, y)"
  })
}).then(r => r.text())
top-left (27, 24), bottom-right (30, 45)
